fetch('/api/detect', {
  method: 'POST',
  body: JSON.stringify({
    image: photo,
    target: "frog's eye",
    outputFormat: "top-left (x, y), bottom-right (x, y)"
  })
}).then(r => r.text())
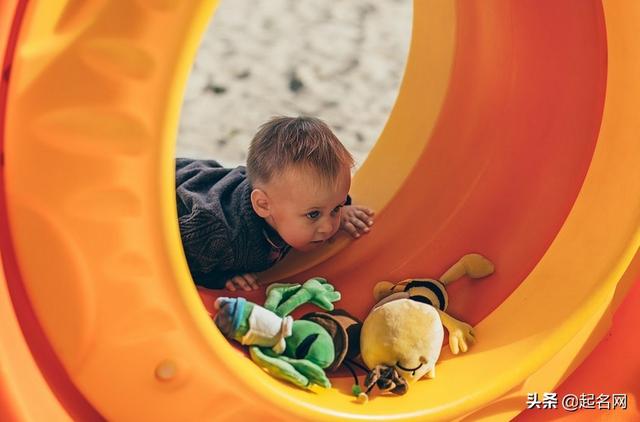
top-left (295, 333), bottom-right (319, 359)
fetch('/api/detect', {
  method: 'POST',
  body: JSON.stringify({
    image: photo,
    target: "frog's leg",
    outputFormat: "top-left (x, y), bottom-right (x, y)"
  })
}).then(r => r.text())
top-left (249, 346), bottom-right (310, 389)
top-left (264, 277), bottom-right (340, 317)
top-left (277, 355), bottom-right (331, 388)
top-left (276, 277), bottom-right (340, 316)
top-left (263, 283), bottom-right (302, 313)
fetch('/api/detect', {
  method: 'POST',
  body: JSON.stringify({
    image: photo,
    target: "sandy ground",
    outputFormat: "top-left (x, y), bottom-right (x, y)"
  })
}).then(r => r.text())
top-left (176, 0), bottom-right (412, 169)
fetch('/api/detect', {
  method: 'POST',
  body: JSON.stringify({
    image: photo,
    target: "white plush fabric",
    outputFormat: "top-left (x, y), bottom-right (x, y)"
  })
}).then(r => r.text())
top-left (241, 305), bottom-right (293, 354)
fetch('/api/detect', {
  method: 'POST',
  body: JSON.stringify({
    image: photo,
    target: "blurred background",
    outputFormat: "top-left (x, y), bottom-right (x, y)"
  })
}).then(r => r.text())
top-left (176, 0), bottom-right (412, 169)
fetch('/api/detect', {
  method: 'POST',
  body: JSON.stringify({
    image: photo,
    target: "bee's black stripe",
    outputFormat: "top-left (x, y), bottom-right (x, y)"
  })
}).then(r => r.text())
top-left (409, 295), bottom-right (433, 307)
top-left (405, 280), bottom-right (447, 310)
top-left (295, 333), bottom-right (319, 359)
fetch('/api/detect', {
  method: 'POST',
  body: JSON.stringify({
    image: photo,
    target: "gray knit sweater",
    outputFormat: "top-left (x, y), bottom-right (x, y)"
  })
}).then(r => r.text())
top-left (175, 158), bottom-right (290, 289)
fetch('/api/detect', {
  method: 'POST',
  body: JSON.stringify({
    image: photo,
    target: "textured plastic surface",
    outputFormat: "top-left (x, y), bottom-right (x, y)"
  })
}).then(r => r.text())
top-left (1, 0), bottom-right (639, 421)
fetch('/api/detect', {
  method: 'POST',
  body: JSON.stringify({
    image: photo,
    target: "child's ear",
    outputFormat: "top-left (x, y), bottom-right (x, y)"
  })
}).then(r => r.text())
top-left (251, 189), bottom-right (271, 218)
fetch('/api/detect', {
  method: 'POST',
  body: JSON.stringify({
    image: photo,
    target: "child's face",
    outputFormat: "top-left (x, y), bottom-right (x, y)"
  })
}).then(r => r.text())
top-left (257, 165), bottom-right (351, 252)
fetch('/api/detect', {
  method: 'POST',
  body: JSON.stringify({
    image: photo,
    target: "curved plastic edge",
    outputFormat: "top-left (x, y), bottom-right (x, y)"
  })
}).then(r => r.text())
top-left (257, 0), bottom-right (456, 283)
top-left (3, 1), bottom-right (639, 422)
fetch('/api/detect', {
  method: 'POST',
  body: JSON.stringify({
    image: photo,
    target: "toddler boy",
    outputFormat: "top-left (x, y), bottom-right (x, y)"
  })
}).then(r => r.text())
top-left (176, 116), bottom-right (374, 291)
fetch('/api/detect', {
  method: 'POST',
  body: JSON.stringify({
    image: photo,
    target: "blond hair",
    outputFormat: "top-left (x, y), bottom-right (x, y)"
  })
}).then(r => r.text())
top-left (247, 116), bottom-right (354, 186)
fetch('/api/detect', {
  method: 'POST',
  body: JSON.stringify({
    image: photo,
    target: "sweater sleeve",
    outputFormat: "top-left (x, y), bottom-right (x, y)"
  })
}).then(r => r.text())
top-left (178, 206), bottom-right (235, 289)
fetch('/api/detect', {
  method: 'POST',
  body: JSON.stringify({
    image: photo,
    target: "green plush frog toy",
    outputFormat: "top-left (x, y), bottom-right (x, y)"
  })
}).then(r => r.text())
top-left (214, 277), bottom-right (360, 390)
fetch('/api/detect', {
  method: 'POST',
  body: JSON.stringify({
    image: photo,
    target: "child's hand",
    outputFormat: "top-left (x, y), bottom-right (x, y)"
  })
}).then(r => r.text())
top-left (225, 273), bottom-right (259, 292)
top-left (340, 205), bottom-right (375, 238)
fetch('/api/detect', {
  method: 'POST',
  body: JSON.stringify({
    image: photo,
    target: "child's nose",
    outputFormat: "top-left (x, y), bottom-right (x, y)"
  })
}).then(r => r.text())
top-left (317, 217), bottom-right (336, 236)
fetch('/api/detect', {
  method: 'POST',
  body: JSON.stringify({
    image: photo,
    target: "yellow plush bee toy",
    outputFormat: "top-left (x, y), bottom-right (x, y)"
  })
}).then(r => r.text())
top-left (357, 254), bottom-right (495, 402)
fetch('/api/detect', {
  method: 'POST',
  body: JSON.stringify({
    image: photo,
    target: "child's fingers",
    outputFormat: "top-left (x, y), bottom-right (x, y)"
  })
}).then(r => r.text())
top-left (354, 210), bottom-right (374, 226)
top-left (342, 221), bottom-right (360, 238)
top-left (359, 207), bottom-right (375, 216)
top-left (225, 280), bottom-right (237, 292)
top-left (244, 273), bottom-right (259, 290)
top-left (232, 275), bottom-right (252, 291)
top-left (350, 217), bottom-right (369, 232)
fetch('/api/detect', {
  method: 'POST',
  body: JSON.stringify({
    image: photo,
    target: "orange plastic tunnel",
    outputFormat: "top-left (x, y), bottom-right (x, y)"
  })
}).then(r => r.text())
top-left (1, 1), bottom-right (639, 421)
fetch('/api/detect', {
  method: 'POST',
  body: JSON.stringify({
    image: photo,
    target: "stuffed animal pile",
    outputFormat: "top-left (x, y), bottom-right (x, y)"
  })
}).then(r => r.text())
top-left (213, 253), bottom-right (494, 401)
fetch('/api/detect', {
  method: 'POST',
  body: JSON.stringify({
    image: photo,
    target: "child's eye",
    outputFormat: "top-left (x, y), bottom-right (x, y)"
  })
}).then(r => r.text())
top-left (331, 205), bottom-right (342, 215)
top-left (306, 211), bottom-right (320, 220)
